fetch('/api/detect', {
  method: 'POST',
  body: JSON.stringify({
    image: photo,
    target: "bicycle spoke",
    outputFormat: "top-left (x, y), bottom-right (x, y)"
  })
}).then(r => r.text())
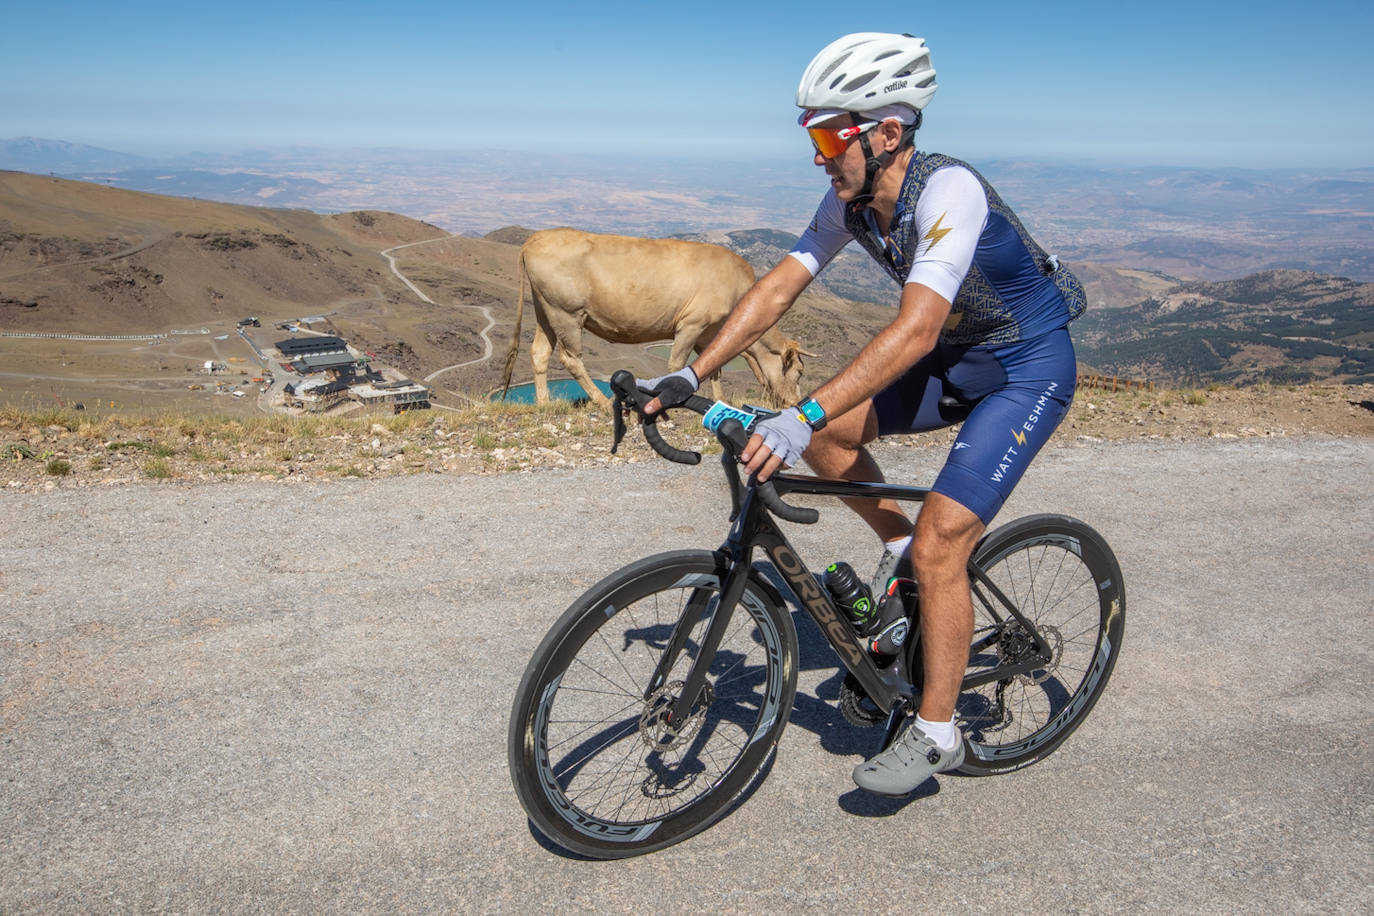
top-left (956, 519), bottom-right (1124, 773)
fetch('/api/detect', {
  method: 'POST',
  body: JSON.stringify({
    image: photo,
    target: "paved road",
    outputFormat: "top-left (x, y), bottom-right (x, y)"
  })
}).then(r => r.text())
top-left (2, 436), bottom-right (1371, 913)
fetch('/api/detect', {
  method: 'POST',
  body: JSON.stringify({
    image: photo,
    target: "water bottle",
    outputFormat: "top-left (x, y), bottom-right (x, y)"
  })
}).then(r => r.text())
top-left (823, 562), bottom-right (878, 635)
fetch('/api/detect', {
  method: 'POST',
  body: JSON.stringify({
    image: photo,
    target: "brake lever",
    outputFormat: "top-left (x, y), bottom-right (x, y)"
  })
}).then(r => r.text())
top-left (611, 393), bottom-right (630, 455)
top-left (722, 449), bottom-right (743, 521)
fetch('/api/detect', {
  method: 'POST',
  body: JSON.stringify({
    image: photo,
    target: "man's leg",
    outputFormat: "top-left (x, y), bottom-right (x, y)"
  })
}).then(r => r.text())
top-left (852, 491), bottom-right (982, 796)
top-left (909, 492), bottom-right (984, 723)
top-left (801, 402), bottom-right (913, 542)
top-left (853, 332), bottom-right (1077, 795)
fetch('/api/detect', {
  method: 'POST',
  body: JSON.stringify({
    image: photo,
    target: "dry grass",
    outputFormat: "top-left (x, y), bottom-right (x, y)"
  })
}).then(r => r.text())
top-left (2, 382), bottom-right (1372, 491)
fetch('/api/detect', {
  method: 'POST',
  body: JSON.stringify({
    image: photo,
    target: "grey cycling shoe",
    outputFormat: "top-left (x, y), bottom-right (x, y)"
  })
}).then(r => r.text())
top-left (852, 720), bottom-right (965, 796)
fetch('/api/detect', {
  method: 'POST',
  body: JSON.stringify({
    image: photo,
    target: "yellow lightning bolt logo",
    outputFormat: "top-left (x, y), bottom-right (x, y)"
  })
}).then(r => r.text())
top-left (1011, 428), bottom-right (1027, 446)
top-left (922, 212), bottom-right (954, 252)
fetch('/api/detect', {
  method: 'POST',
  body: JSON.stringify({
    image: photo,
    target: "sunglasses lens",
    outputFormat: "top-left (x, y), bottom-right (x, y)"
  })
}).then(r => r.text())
top-left (807, 127), bottom-right (850, 158)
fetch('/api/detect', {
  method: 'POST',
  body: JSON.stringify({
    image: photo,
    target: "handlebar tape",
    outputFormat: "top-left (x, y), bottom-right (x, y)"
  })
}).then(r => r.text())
top-left (610, 369), bottom-right (819, 523)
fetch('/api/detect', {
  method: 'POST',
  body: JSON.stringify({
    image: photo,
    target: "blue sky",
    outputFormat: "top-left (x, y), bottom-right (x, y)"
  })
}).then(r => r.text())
top-left (5, 0), bottom-right (1371, 168)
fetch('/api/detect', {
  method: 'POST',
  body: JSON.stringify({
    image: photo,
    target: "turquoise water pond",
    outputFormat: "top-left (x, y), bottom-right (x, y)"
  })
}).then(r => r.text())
top-left (495, 379), bottom-right (613, 403)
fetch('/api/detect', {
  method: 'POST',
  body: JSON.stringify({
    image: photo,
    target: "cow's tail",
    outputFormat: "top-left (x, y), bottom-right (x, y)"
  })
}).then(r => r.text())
top-left (500, 249), bottom-right (527, 398)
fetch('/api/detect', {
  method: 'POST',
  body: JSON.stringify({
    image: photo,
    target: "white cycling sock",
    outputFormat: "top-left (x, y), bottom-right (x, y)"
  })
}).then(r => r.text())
top-left (883, 534), bottom-right (913, 558)
top-left (916, 714), bottom-right (960, 752)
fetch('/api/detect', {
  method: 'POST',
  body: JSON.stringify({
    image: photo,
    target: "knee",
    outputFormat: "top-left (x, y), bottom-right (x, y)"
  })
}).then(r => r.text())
top-left (911, 531), bottom-right (963, 580)
top-left (912, 499), bottom-right (982, 575)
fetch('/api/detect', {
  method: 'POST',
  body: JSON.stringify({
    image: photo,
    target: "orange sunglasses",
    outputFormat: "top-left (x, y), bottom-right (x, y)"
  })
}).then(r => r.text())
top-left (806, 120), bottom-right (877, 159)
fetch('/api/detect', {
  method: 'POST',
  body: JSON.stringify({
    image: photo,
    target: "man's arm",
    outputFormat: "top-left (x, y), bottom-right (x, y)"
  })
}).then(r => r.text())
top-left (645, 256), bottom-right (814, 414)
top-left (807, 279), bottom-right (951, 419)
top-left (741, 280), bottom-right (953, 479)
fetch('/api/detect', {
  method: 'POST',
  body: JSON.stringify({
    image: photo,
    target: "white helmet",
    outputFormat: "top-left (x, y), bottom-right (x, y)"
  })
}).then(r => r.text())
top-left (796, 32), bottom-right (937, 119)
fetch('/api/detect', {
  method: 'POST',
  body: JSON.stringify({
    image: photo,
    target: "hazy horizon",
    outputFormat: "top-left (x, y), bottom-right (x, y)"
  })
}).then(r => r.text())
top-left (8, 134), bottom-right (1374, 181)
top-left (4, 2), bottom-right (1372, 171)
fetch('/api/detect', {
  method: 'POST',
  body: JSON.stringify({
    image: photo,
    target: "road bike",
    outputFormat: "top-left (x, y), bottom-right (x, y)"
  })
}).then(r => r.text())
top-left (508, 372), bottom-right (1125, 858)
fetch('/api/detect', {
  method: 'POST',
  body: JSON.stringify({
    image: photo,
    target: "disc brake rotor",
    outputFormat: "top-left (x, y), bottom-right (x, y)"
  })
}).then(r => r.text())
top-left (1016, 624), bottom-right (1064, 686)
top-left (639, 680), bottom-right (713, 751)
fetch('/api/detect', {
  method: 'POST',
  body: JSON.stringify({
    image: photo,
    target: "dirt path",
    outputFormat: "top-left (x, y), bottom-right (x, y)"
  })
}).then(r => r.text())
top-left (380, 236), bottom-right (497, 384)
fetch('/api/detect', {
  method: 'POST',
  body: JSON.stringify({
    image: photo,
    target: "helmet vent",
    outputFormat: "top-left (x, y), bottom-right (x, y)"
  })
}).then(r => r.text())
top-left (816, 53), bottom-right (850, 85)
top-left (841, 70), bottom-right (880, 93)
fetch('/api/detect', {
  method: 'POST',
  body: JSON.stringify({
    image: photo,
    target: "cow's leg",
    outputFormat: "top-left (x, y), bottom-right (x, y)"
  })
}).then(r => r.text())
top-left (544, 309), bottom-right (611, 407)
top-left (680, 328), bottom-right (724, 401)
top-left (530, 319), bottom-right (555, 405)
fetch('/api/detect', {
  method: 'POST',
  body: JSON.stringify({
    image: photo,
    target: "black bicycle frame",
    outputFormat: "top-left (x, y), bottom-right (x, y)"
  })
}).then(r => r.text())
top-left (663, 466), bottom-right (1056, 734)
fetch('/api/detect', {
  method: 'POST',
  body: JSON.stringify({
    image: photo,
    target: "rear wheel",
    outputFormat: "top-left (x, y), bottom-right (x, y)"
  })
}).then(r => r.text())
top-left (956, 515), bottom-right (1124, 774)
top-left (508, 550), bottom-right (798, 858)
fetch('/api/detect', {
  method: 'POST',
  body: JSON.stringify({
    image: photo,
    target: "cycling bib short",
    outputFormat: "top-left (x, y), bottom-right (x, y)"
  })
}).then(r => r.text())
top-left (873, 328), bottom-right (1076, 525)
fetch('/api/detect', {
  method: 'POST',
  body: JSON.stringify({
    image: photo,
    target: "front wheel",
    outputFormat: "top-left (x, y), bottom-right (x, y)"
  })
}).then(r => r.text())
top-left (957, 514), bottom-right (1125, 775)
top-left (508, 550), bottom-right (798, 858)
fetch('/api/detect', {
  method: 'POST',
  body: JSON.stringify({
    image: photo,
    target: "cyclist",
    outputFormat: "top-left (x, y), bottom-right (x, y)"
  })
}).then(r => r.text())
top-left (643, 31), bottom-right (1086, 796)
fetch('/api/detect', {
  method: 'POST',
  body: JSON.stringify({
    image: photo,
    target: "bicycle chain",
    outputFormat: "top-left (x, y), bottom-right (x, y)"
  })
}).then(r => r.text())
top-left (838, 671), bottom-right (885, 728)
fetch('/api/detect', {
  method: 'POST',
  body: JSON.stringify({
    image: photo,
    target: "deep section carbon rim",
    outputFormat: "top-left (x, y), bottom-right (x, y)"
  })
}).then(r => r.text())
top-left (957, 516), bottom-right (1124, 774)
top-left (511, 552), bottom-right (796, 856)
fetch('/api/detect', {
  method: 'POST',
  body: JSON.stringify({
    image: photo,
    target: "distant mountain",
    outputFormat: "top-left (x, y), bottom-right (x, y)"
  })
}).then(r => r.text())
top-left (676, 227), bottom-right (897, 305)
top-left (0, 170), bottom-right (427, 334)
top-left (0, 137), bottom-right (147, 173)
top-left (979, 161), bottom-right (1374, 281)
top-left (6, 138), bottom-right (1373, 283)
top-left (1072, 269), bottom-right (1374, 386)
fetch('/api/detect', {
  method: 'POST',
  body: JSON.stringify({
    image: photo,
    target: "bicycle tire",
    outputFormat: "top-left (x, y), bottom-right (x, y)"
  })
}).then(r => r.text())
top-left (956, 514), bottom-right (1125, 775)
top-left (508, 550), bottom-right (799, 858)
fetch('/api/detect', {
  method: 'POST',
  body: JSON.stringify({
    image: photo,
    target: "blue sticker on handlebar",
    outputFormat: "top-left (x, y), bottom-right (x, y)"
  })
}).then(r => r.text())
top-left (703, 401), bottom-right (758, 433)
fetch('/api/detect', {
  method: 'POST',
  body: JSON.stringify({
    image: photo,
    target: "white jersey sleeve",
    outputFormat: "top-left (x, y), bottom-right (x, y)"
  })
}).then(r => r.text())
top-left (903, 166), bottom-right (989, 303)
top-left (786, 189), bottom-right (852, 277)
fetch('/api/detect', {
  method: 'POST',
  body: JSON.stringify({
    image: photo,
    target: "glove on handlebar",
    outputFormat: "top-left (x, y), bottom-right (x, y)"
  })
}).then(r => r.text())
top-left (640, 366), bottom-right (699, 411)
top-left (752, 407), bottom-right (813, 469)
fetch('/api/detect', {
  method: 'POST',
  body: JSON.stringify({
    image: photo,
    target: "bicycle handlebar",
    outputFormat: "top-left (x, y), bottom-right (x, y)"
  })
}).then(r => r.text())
top-left (609, 370), bottom-right (819, 525)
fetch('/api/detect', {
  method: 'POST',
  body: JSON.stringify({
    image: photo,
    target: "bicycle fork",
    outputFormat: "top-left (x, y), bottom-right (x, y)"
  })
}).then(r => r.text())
top-left (648, 555), bottom-right (756, 738)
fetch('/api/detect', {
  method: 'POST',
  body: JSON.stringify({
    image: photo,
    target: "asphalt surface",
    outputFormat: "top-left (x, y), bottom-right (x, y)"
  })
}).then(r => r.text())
top-left (2, 436), bottom-right (1372, 913)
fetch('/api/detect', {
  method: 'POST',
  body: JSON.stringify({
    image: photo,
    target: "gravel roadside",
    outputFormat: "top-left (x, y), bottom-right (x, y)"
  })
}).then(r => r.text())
top-left (2, 435), bottom-right (1372, 913)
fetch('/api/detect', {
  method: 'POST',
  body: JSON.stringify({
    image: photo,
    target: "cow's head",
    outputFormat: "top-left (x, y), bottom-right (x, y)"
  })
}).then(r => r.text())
top-left (745, 330), bottom-right (809, 407)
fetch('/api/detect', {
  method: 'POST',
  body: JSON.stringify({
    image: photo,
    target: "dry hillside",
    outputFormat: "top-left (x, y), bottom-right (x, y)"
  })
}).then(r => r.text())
top-left (0, 175), bottom-right (812, 410)
top-left (4, 172), bottom-right (1371, 422)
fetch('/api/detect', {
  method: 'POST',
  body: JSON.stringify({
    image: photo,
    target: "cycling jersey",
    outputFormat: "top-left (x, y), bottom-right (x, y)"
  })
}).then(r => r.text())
top-left (787, 150), bottom-right (1085, 522)
top-left (788, 152), bottom-right (1086, 346)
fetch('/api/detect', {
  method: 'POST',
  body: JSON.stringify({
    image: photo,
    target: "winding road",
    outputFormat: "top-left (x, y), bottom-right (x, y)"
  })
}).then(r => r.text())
top-left (379, 236), bottom-right (498, 387)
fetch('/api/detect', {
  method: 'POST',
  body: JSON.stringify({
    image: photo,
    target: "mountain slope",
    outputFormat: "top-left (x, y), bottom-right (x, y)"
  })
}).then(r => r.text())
top-left (0, 171), bottom-right (446, 333)
top-left (1072, 269), bottom-right (1374, 385)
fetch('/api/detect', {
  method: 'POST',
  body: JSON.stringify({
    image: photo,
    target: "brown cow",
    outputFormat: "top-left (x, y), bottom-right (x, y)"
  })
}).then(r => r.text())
top-left (501, 228), bottom-right (805, 407)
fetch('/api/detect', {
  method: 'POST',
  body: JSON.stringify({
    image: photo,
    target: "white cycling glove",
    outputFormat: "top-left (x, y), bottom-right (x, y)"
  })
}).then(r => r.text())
top-left (752, 407), bottom-right (813, 470)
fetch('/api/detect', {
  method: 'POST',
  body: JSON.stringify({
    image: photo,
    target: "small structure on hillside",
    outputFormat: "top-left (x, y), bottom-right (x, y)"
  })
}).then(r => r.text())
top-left (283, 378), bottom-right (351, 412)
top-left (350, 378), bottom-right (431, 413)
top-left (275, 336), bottom-right (348, 360)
